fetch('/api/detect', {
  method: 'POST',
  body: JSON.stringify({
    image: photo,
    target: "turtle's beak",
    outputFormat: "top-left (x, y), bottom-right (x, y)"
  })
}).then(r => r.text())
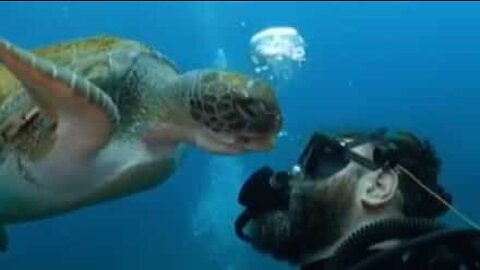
top-left (238, 133), bottom-right (277, 152)
top-left (247, 137), bottom-right (275, 151)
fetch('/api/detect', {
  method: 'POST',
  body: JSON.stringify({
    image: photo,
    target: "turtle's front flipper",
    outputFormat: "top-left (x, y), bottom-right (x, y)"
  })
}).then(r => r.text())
top-left (0, 37), bottom-right (120, 193)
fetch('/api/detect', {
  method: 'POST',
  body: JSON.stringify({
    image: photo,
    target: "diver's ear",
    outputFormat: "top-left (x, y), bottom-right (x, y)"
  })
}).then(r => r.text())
top-left (360, 169), bottom-right (398, 209)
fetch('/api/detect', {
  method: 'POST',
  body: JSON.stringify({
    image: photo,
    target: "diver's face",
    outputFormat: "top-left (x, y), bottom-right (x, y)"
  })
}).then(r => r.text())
top-left (245, 143), bottom-right (374, 264)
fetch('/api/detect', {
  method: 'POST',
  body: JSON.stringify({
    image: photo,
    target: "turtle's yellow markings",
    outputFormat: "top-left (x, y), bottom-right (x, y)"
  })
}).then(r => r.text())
top-left (71, 45), bottom-right (78, 65)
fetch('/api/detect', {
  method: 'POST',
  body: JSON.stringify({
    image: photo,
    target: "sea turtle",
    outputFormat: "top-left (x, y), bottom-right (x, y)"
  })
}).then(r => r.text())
top-left (0, 36), bottom-right (282, 251)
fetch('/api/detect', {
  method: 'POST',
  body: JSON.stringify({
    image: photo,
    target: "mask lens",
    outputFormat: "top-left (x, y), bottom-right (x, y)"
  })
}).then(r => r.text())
top-left (299, 134), bottom-right (350, 180)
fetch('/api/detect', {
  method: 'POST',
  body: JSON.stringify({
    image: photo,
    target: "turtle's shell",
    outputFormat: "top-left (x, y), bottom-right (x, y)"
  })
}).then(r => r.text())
top-left (0, 36), bottom-right (181, 166)
top-left (0, 36), bottom-right (155, 105)
top-left (0, 36), bottom-right (184, 224)
top-left (0, 36), bottom-right (181, 149)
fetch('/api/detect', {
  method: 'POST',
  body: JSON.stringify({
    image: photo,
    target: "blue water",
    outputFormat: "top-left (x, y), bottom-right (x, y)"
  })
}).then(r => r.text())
top-left (1, 1), bottom-right (480, 269)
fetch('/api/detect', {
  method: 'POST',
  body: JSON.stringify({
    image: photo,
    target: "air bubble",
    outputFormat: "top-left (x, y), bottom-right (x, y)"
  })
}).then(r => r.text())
top-left (249, 26), bottom-right (306, 81)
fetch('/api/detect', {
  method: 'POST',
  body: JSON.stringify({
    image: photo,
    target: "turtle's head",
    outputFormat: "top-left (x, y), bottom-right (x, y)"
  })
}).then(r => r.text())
top-left (185, 70), bottom-right (283, 154)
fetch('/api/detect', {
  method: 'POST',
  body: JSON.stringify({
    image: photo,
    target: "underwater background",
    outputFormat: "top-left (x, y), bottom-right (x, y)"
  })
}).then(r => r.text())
top-left (1, 1), bottom-right (480, 269)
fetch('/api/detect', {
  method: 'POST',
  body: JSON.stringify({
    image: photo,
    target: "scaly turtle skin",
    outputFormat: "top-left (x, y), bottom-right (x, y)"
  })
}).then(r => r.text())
top-left (0, 36), bottom-right (282, 251)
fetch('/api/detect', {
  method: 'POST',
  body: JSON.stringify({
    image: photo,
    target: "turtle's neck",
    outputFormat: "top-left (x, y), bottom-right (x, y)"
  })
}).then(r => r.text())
top-left (110, 53), bottom-right (196, 139)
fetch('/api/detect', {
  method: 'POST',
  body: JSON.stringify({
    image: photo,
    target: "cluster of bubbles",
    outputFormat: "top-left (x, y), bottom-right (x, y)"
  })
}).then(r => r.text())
top-left (249, 26), bottom-right (306, 81)
top-left (191, 157), bottom-right (250, 268)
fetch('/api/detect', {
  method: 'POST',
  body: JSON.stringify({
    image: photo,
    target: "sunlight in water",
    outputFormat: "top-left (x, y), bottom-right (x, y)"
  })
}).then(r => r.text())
top-left (212, 47), bottom-right (228, 69)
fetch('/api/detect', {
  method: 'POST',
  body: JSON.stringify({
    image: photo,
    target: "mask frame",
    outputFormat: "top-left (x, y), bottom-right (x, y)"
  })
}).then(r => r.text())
top-left (294, 133), bottom-right (386, 180)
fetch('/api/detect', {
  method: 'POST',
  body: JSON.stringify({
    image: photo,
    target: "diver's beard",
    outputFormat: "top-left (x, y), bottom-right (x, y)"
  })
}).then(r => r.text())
top-left (247, 177), bottom-right (356, 264)
top-left (247, 210), bottom-right (293, 259)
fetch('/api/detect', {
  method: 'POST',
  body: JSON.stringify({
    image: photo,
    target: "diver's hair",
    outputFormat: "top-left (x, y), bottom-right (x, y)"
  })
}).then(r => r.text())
top-left (338, 129), bottom-right (452, 219)
top-left (385, 131), bottom-right (452, 218)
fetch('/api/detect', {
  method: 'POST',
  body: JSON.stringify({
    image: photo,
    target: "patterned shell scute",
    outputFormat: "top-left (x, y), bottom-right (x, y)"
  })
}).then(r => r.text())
top-left (0, 36), bottom-right (163, 106)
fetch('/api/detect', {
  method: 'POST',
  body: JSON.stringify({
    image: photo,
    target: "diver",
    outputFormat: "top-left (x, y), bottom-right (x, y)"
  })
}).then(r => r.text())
top-left (235, 129), bottom-right (480, 269)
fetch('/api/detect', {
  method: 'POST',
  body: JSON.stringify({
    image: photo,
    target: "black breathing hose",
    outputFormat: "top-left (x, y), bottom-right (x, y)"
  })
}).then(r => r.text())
top-left (350, 228), bottom-right (480, 270)
top-left (325, 218), bottom-right (444, 270)
top-left (235, 210), bottom-right (252, 243)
